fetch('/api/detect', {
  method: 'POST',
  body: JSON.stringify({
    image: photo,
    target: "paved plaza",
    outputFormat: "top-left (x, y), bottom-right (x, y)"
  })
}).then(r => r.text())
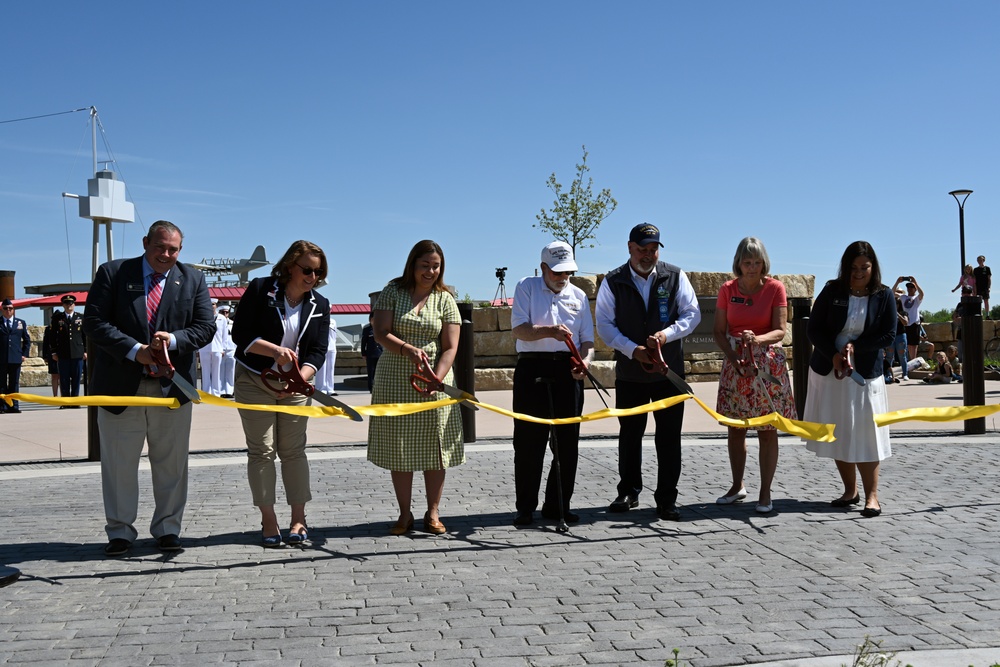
top-left (1, 380), bottom-right (999, 666)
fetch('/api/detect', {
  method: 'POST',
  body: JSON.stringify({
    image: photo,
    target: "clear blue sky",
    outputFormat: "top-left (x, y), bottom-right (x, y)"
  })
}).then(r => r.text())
top-left (3, 2), bottom-right (998, 329)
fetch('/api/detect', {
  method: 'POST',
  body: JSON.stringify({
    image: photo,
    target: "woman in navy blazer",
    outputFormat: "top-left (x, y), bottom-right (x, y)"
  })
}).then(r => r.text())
top-left (232, 240), bottom-right (330, 547)
top-left (803, 241), bottom-right (896, 517)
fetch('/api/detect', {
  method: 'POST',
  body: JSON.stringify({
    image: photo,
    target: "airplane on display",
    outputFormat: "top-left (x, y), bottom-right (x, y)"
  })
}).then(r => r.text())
top-left (188, 245), bottom-right (269, 284)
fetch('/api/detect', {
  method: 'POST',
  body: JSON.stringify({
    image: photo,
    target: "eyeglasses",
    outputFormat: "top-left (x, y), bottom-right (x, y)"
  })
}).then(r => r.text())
top-left (296, 264), bottom-right (322, 277)
top-left (1, 306), bottom-right (12, 311)
top-left (550, 270), bottom-right (574, 277)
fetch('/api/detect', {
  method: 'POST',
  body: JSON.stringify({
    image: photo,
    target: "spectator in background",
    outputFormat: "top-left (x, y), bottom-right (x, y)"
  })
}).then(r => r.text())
top-left (52, 294), bottom-right (87, 403)
top-left (41, 321), bottom-right (60, 397)
top-left (951, 285), bottom-right (973, 362)
top-left (974, 255), bottom-right (991, 318)
top-left (923, 351), bottom-right (953, 384)
top-left (885, 292), bottom-right (908, 383)
top-left (951, 264), bottom-right (976, 298)
top-left (894, 276), bottom-right (924, 361)
top-left (0, 299), bottom-right (31, 414)
top-left (316, 318), bottom-right (338, 395)
top-left (219, 304), bottom-right (236, 398)
top-left (946, 345), bottom-right (962, 382)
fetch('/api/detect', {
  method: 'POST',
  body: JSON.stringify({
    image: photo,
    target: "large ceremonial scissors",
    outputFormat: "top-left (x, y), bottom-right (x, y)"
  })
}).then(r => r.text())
top-left (409, 357), bottom-right (479, 410)
top-left (639, 338), bottom-right (694, 395)
top-left (146, 344), bottom-right (202, 403)
top-left (564, 333), bottom-right (611, 409)
top-left (833, 346), bottom-right (866, 386)
top-left (261, 361), bottom-right (364, 421)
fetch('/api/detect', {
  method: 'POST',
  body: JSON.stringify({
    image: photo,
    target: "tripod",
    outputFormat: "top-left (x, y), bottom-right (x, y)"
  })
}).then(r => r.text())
top-left (493, 267), bottom-right (509, 306)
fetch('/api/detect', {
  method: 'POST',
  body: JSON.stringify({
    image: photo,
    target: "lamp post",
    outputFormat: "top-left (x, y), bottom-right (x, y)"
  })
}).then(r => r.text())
top-left (949, 189), bottom-right (973, 273)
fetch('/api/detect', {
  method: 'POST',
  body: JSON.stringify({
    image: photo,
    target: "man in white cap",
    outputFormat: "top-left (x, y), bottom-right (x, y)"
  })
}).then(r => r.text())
top-left (509, 241), bottom-right (595, 526)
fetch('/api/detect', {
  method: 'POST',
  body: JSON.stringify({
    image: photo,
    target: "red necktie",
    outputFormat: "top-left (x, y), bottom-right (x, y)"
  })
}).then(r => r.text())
top-left (147, 273), bottom-right (164, 339)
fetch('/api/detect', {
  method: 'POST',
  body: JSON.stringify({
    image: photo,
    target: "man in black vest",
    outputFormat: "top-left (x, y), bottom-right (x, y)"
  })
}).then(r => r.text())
top-left (52, 294), bottom-right (87, 404)
top-left (595, 223), bottom-right (701, 521)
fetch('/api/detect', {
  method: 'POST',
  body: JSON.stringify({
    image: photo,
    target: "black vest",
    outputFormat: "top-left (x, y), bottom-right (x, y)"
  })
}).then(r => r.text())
top-left (605, 260), bottom-right (684, 383)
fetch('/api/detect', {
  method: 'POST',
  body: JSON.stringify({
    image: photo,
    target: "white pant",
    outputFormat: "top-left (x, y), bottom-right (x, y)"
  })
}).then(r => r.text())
top-left (199, 349), bottom-right (223, 396)
top-left (221, 350), bottom-right (236, 395)
top-left (316, 348), bottom-right (337, 393)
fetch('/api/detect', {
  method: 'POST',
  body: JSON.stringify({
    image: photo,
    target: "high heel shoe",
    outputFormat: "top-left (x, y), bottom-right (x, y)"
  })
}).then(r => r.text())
top-left (390, 513), bottom-right (414, 535)
top-left (286, 520), bottom-right (309, 545)
top-left (423, 511), bottom-right (446, 535)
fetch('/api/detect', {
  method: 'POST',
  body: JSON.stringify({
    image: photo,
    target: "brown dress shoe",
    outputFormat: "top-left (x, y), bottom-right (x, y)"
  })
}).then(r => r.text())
top-left (389, 513), bottom-right (414, 535)
top-left (423, 512), bottom-right (446, 535)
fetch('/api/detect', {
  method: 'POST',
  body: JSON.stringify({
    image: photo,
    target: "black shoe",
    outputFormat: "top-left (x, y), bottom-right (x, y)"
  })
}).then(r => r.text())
top-left (6, 408), bottom-right (20, 414)
top-left (861, 505), bottom-right (882, 518)
top-left (656, 505), bottom-right (681, 521)
top-left (104, 538), bottom-right (131, 557)
top-left (156, 534), bottom-right (182, 551)
top-left (221, 394), bottom-right (234, 399)
top-left (540, 505), bottom-right (579, 523)
top-left (830, 494), bottom-right (861, 508)
top-left (608, 495), bottom-right (638, 513)
top-left (513, 512), bottom-right (533, 527)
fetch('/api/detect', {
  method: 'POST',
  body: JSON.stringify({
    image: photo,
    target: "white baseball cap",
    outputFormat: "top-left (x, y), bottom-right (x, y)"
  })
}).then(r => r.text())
top-left (541, 241), bottom-right (578, 272)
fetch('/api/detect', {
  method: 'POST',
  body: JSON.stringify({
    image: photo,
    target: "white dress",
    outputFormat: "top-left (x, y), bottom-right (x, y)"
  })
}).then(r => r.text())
top-left (803, 295), bottom-right (891, 463)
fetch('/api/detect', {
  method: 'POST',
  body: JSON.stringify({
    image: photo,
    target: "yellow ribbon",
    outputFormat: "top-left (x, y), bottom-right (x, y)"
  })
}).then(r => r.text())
top-left (2, 390), bottom-right (836, 440)
top-left (874, 404), bottom-right (1000, 427)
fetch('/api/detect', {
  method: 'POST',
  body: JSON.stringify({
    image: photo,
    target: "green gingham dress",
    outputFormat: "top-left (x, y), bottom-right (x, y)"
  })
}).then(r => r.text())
top-left (366, 282), bottom-right (465, 471)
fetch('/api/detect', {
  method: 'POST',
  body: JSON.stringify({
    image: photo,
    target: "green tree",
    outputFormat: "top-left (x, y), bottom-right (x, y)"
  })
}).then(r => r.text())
top-left (534, 145), bottom-right (617, 254)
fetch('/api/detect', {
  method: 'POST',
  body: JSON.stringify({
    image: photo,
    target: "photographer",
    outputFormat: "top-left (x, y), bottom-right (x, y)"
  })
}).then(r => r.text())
top-left (892, 276), bottom-right (924, 361)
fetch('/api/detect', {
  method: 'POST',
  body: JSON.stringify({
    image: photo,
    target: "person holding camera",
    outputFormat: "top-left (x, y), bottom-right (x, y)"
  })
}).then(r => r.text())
top-left (893, 275), bottom-right (923, 362)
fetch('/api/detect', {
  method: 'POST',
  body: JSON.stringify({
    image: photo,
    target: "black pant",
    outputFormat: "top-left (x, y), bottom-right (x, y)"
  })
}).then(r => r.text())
top-left (512, 356), bottom-right (583, 514)
top-left (1, 363), bottom-right (21, 411)
top-left (615, 378), bottom-right (684, 507)
top-left (58, 358), bottom-right (84, 397)
top-left (365, 357), bottom-right (380, 392)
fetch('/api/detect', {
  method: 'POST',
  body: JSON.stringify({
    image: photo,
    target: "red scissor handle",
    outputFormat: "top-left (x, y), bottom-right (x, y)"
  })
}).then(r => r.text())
top-left (833, 348), bottom-right (854, 381)
top-left (410, 357), bottom-right (445, 395)
top-left (638, 337), bottom-right (671, 376)
top-left (261, 362), bottom-right (315, 396)
top-left (564, 333), bottom-right (587, 374)
top-left (146, 344), bottom-right (176, 379)
top-left (736, 341), bottom-right (760, 377)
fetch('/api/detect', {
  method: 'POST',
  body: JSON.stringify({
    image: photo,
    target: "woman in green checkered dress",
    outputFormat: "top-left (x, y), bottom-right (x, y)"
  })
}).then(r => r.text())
top-left (368, 240), bottom-right (464, 536)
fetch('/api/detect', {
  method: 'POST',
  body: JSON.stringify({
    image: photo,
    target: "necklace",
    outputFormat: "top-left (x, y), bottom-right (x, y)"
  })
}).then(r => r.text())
top-left (285, 293), bottom-right (304, 307)
top-left (849, 287), bottom-right (869, 297)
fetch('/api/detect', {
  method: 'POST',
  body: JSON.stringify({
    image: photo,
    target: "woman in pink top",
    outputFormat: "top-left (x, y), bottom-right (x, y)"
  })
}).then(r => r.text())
top-left (712, 237), bottom-right (797, 513)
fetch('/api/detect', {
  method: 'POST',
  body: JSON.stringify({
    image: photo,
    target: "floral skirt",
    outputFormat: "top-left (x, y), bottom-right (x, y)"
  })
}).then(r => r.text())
top-left (716, 344), bottom-right (797, 431)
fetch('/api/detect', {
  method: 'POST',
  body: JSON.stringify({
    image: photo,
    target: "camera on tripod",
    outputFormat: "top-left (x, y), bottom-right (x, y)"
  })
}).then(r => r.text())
top-left (493, 267), bottom-right (509, 306)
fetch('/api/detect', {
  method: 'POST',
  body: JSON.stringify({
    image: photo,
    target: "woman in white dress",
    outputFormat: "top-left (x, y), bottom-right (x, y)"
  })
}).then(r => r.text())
top-left (803, 241), bottom-right (897, 517)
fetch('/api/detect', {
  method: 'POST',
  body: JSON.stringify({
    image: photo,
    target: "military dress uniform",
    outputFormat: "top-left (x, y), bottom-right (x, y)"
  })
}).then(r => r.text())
top-left (53, 308), bottom-right (87, 399)
top-left (1, 304), bottom-right (32, 413)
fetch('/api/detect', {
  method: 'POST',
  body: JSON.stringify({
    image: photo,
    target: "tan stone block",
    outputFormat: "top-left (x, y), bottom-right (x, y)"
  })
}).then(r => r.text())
top-left (570, 275), bottom-right (598, 299)
top-left (474, 330), bottom-right (517, 357)
top-left (688, 272), bottom-right (731, 297)
top-left (589, 361), bottom-right (616, 388)
top-left (475, 355), bottom-right (518, 369)
top-left (923, 322), bottom-right (952, 344)
top-left (474, 367), bottom-right (514, 391)
top-left (472, 308), bottom-right (498, 332)
top-left (496, 307), bottom-right (512, 331)
top-left (690, 359), bottom-right (723, 374)
top-left (772, 274), bottom-right (815, 298)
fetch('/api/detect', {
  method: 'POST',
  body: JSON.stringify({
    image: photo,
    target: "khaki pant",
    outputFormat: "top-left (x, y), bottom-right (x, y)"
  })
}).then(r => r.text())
top-left (235, 365), bottom-right (312, 507)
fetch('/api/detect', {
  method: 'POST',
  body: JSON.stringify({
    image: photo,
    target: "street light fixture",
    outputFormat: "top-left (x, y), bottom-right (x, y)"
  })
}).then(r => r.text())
top-left (949, 189), bottom-right (973, 273)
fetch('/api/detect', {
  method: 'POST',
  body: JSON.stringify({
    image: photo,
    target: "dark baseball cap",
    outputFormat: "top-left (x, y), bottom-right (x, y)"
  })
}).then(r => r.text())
top-left (1, 299), bottom-right (12, 307)
top-left (61, 294), bottom-right (76, 304)
top-left (629, 223), bottom-right (663, 247)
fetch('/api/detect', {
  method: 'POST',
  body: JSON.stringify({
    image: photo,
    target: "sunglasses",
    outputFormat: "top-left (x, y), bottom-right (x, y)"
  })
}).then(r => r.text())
top-left (550, 270), bottom-right (574, 277)
top-left (295, 263), bottom-right (322, 277)
top-left (2, 307), bottom-right (13, 311)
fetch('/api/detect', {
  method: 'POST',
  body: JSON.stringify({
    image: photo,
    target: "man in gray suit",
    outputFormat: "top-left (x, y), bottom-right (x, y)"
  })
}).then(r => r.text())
top-left (84, 220), bottom-right (215, 557)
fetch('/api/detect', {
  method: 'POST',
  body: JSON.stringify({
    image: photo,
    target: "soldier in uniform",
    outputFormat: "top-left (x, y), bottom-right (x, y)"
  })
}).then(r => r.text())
top-left (52, 294), bottom-right (87, 404)
top-left (1, 299), bottom-right (32, 414)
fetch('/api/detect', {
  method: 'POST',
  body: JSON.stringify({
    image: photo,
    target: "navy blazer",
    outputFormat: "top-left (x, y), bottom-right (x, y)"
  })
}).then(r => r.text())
top-left (232, 276), bottom-right (330, 374)
top-left (808, 282), bottom-right (896, 379)
top-left (1, 317), bottom-right (31, 365)
top-left (83, 256), bottom-right (216, 413)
